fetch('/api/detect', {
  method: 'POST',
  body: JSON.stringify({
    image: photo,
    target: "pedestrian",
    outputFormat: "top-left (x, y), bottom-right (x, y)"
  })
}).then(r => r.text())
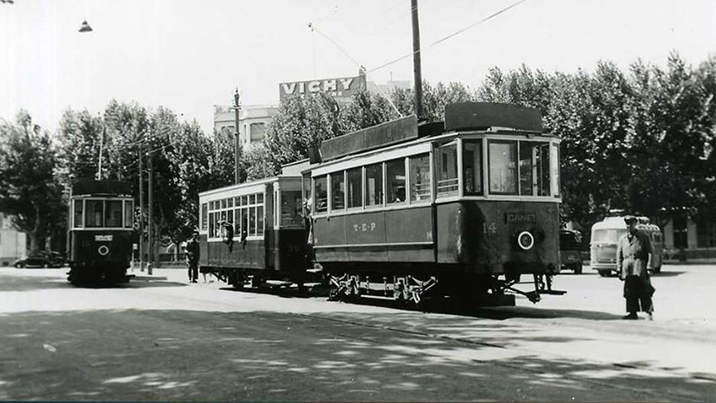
top-left (185, 229), bottom-right (200, 284)
top-left (616, 215), bottom-right (655, 320)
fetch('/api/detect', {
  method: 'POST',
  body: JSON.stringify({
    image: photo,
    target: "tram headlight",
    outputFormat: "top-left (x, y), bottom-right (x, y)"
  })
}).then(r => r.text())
top-left (517, 231), bottom-right (535, 251)
top-left (98, 245), bottom-right (110, 256)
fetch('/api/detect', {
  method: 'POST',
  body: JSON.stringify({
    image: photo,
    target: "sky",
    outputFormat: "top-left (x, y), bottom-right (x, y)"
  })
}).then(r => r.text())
top-left (1, 0), bottom-right (715, 135)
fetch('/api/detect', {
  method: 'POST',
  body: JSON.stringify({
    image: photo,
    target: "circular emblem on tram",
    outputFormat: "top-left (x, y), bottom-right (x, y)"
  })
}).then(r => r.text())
top-left (97, 245), bottom-right (110, 256)
top-left (517, 231), bottom-right (535, 251)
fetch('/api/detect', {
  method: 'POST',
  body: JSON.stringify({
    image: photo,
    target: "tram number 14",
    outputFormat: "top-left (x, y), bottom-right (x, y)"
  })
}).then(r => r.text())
top-left (484, 222), bottom-right (498, 235)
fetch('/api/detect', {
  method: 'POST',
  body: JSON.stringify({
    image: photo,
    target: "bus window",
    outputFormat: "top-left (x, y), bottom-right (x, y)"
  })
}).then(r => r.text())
top-left (365, 163), bottom-right (383, 207)
top-left (410, 154), bottom-right (431, 203)
top-left (347, 167), bottom-right (362, 209)
top-left (86, 200), bottom-right (104, 227)
top-left (73, 200), bottom-right (84, 228)
top-left (592, 229), bottom-right (626, 244)
top-left (463, 140), bottom-right (483, 195)
top-left (315, 176), bottom-right (328, 213)
top-left (436, 143), bottom-right (458, 196)
top-left (281, 191), bottom-right (303, 227)
top-left (489, 141), bottom-right (517, 195)
top-left (105, 200), bottom-right (123, 228)
top-left (331, 172), bottom-right (345, 211)
top-left (386, 159), bottom-right (406, 204)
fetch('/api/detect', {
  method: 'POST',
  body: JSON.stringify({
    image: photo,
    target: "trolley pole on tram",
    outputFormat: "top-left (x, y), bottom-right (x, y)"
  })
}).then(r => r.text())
top-left (411, 0), bottom-right (424, 120)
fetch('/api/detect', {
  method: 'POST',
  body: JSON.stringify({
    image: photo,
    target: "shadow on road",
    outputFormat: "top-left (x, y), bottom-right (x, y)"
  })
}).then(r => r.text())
top-left (0, 272), bottom-right (187, 292)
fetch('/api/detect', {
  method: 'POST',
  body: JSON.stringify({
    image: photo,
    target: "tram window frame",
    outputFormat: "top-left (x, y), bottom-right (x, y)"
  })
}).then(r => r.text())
top-left (346, 167), bottom-right (363, 210)
top-left (73, 199), bottom-right (84, 228)
top-left (488, 140), bottom-right (518, 195)
top-left (409, 153), bottom-right (431, 203)
top-left (85, 199), bottom-right (104, 228)
top-left (365, 162), bottom-right (384, 208)
top-left (281, 190), bottom-right (304, 227)
top-left (201, 203), bottom-right (208, 231)
top-left (314, 175), bottom-right (328, 214)
top-left (436, 142), bottom-right (459, 196)
top-left (105, 200), bottom-right (123, 228)
top-left (463, 140), bottom-right (483, 195)
top-left (552, 142), bottom-right (561, 198)
top-left (386, 158), bottom-right (406, 205)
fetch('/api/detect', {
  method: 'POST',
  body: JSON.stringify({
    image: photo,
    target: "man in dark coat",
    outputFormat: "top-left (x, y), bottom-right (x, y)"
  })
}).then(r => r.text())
top-left (616, 216), bottom-right (655, 320)
top-left (185, 230), bottom-right (200, 283)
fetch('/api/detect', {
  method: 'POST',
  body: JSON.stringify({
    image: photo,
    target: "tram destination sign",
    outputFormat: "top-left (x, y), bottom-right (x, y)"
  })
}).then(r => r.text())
top-left (505, 212), bottom-right (536, 223)
top-left (279, 75), bottom-right (367, 103)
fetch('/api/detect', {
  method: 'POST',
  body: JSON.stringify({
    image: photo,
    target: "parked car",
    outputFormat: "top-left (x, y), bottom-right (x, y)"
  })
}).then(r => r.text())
top-left (560, 229), bottom-right (584, 274)
top-left (14, 251), bottom-right (65, 268)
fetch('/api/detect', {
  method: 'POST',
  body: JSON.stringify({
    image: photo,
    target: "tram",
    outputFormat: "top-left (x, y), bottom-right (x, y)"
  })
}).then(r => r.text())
top-left (197, 174), bottom-right (312, 289)
top-left (306, 102), bottom-right (563, 305)
top-left (198, 102), bottom-right (564, 306)
top-left (67, 180), bottom-right (135, 284)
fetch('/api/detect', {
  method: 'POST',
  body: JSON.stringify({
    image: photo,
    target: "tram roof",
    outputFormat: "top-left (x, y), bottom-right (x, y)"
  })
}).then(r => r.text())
top-left (315, 102), bottom-right (546, 164)
top-left (71, 180), bottom-right (132, 197)
top-left (198, 175), bottom-right (301, 198)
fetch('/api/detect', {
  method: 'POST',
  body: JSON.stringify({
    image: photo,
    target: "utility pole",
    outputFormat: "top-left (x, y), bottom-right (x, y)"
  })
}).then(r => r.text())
top-left (96, 120), bottom-right (104, 180)
top-left (411, 0), bottom-right (424, 120)
top-left (138, 139), bottom-right (144, 272)
top-left (147, 131), bottom-right (154, 275)
top-left (234, 88), bottom-right (242, 184)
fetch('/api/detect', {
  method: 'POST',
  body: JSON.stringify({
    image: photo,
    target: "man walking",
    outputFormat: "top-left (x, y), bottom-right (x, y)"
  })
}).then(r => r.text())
top-left (616, 216), bottom-right (655, 320)
top-left (185, 230), bottom-right (200, 283)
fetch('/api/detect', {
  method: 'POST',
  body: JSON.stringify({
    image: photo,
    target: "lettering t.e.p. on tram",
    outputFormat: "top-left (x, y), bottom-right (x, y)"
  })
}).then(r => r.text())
top-left (198, 102), bottom-right (565, 306)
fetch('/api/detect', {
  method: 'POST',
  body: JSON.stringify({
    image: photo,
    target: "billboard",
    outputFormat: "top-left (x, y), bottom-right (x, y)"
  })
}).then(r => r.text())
top-left (279, 75), bottom-right (367, 103)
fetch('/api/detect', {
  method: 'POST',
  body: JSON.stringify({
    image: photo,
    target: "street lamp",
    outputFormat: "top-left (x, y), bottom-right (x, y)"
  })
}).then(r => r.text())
top-left (79, 20), bottom-right (93, 33)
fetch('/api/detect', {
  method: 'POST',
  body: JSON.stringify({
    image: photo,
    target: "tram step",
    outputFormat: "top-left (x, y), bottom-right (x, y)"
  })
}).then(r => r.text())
top-left (265, 280), bottom-right (293, 287)
top-left (538, 289), bottom-right (567, 295)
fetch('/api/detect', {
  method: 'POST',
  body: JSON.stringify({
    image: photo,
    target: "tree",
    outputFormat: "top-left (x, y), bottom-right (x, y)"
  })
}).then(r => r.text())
top-left (0, 111), bottom-right (65, 252)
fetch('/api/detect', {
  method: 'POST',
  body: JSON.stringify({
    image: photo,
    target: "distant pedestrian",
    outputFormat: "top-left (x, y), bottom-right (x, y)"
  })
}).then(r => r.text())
top-left (616, 216), bottom-right (655, 320)
top-left (185, 230), bottom-right (200, 283)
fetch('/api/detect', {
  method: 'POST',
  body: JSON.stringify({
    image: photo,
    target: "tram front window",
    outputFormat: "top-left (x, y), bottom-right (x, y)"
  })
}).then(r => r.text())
top-left (86, 200), bottom-right (104, 227)
top-left (519, 142), bottom-right (551, 196)
top-left (463, 140), bottom-right (483, 195)
top-left (124, 200), bottom-right (134, 228)
top-left (489, 141), bottom-right (517, 195)
top-left (436, 143), bottom-right (458, 196)
top-left (73, 200), bottom-right (84, 228)
top-left (105, 200), bottom-right (123, 228)
top-left (281, 191), bottom-right (303, 227)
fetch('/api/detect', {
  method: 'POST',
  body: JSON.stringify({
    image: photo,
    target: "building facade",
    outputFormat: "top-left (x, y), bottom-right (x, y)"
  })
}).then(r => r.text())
top-left (213, 104), bottom-right (278, 153)
top-left (0, 213), bottom-right (27, 266)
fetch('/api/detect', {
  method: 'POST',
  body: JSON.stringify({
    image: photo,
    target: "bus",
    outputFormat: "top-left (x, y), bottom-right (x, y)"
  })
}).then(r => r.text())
top-left (590, 216), bottom-right (664, 277)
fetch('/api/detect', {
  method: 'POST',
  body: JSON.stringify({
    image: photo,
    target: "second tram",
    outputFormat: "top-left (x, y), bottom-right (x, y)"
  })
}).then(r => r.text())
top-left (67, 180), bottom-right (135, 284)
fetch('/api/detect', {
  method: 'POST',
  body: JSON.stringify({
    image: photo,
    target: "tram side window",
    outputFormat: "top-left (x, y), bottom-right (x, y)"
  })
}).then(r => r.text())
top-left (331, 172), bottom-right (345, 211)
top-left (73, 200), bottom-right (83, 228)
top-left (436, 143), bottom-right (458, 196)
top-left (463, 140), bottom-right (483, 195)
top-left (209, 212), bottom-right (216, 238)
top-left (105, 200), bottom-right (123, 228)
top-left (365, 163), bottom-right (383, 207)
top-left (315, 176), bottom-right (328, 213)
top-left (386, 158), bottom-right (406, 204)
top-left (347, 167), bottom-right (362, 209)
top-left (410, 154), bottom-right (431, 203)
top-left (249, 206), bottom-right (256, 236)
top-left (489, 141), bottom-right (517, 195)
top-left (257, 205), bottom-right (264, 236)
top-left (201, 203), bottom-right (208, 231)
top-left (234, 208), bottom-right (242, 236)
top-left (519, 142), bottom-right (551, 196)
top-left (86, 200), bottom-right (104, 227)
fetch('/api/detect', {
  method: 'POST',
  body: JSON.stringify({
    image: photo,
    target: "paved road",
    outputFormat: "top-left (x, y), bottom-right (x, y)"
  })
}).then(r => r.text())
top-left (0, 264), bottom-right (714, 401)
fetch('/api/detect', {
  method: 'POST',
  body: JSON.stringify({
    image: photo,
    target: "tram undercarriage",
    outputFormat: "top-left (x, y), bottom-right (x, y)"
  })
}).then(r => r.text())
top-left (327, 271), bottom-right (565, 307)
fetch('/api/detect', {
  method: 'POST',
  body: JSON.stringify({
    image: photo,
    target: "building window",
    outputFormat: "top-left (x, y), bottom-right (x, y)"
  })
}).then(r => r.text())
top-left (697, 221), bottom-right (716, 248)
top-left (250, 122), bottom-right (266, 142)
top-left (673, 213), bottom-right (688, 249)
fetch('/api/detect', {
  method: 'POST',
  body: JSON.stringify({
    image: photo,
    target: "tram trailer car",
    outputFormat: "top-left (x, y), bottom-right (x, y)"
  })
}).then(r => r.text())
top-left (67, 180), bottom-right (135, 284)
top-left (198, 176), bottom-right (311, 289)
top-left (307, 102), bottom-right (564, 305)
